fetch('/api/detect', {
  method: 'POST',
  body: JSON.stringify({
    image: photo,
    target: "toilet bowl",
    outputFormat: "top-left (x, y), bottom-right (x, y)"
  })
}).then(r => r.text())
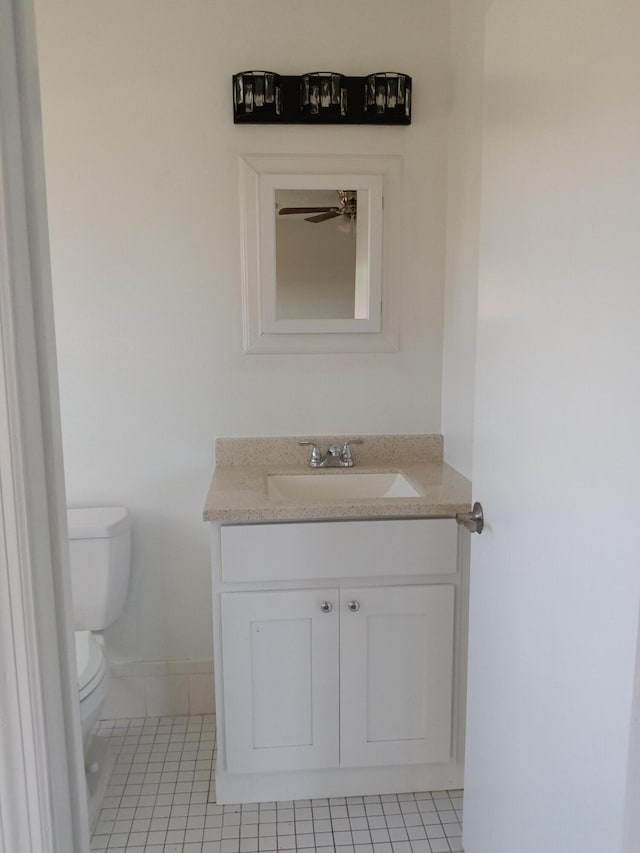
top-left (68, 506), bottom-right (131, 829)
top-left (74, 629), bottom-right (115, 822)
top-left (75, 630), bottom-right (109, 740)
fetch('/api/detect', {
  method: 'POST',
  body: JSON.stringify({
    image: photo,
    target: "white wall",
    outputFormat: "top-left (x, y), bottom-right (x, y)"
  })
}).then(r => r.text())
top-left (34, 0), bottom-right (451, 668)
top-left (441, 1), bottom-right (490, 480)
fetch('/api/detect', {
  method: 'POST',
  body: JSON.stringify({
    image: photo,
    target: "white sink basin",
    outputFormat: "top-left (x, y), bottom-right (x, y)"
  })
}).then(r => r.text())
top-left (267, 472), bottom-right (420, 501)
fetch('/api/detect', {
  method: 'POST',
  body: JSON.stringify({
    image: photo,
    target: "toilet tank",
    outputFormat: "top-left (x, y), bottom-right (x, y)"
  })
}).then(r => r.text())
top-left (67, 506), bottom-right (131, 631)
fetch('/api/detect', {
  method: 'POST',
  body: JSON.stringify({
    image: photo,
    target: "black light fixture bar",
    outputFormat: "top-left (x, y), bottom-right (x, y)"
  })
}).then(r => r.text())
top-left (232, 71), bottom-right (412, 125)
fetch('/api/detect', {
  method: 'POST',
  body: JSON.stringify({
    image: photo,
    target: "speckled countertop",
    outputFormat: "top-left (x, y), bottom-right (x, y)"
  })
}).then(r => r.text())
top-left (203, 435), bottom-right (471, 523)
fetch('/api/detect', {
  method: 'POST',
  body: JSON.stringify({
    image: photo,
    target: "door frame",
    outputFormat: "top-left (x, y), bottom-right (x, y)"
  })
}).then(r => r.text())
top-left (0, 1), bottom-right (89, 851)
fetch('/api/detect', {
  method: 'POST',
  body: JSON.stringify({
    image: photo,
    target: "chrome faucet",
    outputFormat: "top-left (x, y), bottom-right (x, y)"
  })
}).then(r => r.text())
top-left (299, 439), bottom-right (364, 468)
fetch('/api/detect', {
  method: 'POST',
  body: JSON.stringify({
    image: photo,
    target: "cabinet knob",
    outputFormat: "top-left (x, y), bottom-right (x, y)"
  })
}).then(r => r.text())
top-left (347, 600), bottom-right (360, 612)
top-left (320, 601), bottom-right (333, 613)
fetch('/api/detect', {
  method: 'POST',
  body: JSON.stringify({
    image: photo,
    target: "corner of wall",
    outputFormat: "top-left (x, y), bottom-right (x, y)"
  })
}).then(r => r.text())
top-left (440, 2), bottom-right (486, 480)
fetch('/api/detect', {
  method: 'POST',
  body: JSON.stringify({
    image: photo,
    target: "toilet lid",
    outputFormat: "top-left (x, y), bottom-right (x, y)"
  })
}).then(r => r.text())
top-left (75, 631), bottom-right (106, 701)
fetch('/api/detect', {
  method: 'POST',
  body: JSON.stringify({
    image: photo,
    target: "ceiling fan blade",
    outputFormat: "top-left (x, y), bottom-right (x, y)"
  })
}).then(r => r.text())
top-left (278, 206), bottom-right (333, 215)
top-left (305, 210), bottom-right (342, 223)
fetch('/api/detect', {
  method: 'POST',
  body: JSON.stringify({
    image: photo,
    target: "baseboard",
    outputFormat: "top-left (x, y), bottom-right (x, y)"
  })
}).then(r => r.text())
top-left (99, 658), bottom-right (215, 719)
top-left (215, 762), bottom-right (465, 804)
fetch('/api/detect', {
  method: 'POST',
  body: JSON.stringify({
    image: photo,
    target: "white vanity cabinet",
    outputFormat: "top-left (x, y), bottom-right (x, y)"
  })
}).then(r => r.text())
top-left (211, 518), bottom-right (465, 803)
top-left (221, 584), bottom-right (454, 775)
top-left (339, 584), bottom-right (454, 769)
top-left (221, 588), bottom-right (340, 773)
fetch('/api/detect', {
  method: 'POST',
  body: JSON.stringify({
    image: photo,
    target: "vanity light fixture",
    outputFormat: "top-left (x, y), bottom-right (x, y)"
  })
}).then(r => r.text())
top-left (300, 72), bottom-right (347, 119)
top-left (364, 72), bottom-right (411, 120)
top-left (232, 70), bottom-right (411, 125)
top-left (233, 70), bottom-right (282, 120)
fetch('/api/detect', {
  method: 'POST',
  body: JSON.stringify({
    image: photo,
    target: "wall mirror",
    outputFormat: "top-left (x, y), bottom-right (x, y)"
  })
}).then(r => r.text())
top-left (240, 154), bottom-right (401, 353)
top-left (274, 188), bottom-right (368, 323)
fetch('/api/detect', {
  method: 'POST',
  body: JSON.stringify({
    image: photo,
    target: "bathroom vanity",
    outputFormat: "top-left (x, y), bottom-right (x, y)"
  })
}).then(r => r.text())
top-left (204, 435), bottom-right (471, 804)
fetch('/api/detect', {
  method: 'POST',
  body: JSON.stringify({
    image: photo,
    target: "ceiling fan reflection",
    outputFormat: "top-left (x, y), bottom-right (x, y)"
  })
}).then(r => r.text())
top-left (278, 190), bottom-right (357, 223)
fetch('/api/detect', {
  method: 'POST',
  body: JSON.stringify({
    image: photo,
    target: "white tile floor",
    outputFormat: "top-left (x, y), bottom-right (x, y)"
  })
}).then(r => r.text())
top-left (90, 716), bottom-right (464, 853)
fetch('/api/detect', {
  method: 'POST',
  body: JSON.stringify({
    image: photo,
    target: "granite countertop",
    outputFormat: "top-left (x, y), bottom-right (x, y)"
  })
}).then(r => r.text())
top-left (203, 435), bottom-right (471, 523)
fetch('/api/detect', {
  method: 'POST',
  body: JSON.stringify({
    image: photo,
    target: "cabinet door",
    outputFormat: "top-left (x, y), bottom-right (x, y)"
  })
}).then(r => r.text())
top-left (221, 588), bottom-right (339, 773)
top-left (340, 585), bottom-right (455, 768)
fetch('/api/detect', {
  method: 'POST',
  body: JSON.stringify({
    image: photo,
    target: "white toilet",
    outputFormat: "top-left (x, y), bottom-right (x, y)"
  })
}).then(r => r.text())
top-left (67, 506), bottom-right (131, 827)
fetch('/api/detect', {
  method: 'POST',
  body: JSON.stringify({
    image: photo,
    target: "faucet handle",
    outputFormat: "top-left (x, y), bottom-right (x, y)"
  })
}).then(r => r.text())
top-left (299, 440), bottom-right (323, 467)
top-left (341, 439), bottom-right (364, 466)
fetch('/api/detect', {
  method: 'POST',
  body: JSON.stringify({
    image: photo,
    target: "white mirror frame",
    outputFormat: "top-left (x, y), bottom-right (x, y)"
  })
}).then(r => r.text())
top-left (240, 154), bottom-right (401, 353)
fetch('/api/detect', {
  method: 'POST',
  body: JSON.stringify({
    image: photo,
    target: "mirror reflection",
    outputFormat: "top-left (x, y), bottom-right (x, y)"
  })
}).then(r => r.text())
top-left (274, 189), bottom-right (369, 320)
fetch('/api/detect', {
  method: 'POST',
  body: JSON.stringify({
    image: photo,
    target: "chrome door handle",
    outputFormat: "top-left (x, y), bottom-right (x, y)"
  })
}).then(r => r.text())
top-left (320, 601), bottom-right (333, 613)
top-left (456, 501), bottom-right (484, 534)
top-left (347, 600), bottom-right (360, 612)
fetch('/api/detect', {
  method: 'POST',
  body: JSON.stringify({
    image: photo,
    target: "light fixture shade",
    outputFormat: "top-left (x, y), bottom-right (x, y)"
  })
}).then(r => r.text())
top-left (300, 72), bottom-right (348, 119)
top-left (364, 72), bottom-right (411, 121)
top-left (233, 71), bottom-right (282, 121)
top-left (231, 70), bottom-right (412, 125)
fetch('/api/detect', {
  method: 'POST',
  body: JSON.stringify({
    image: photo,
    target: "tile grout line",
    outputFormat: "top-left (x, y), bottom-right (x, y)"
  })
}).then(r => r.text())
top-left (91, 715), bottom-right (462, 853)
